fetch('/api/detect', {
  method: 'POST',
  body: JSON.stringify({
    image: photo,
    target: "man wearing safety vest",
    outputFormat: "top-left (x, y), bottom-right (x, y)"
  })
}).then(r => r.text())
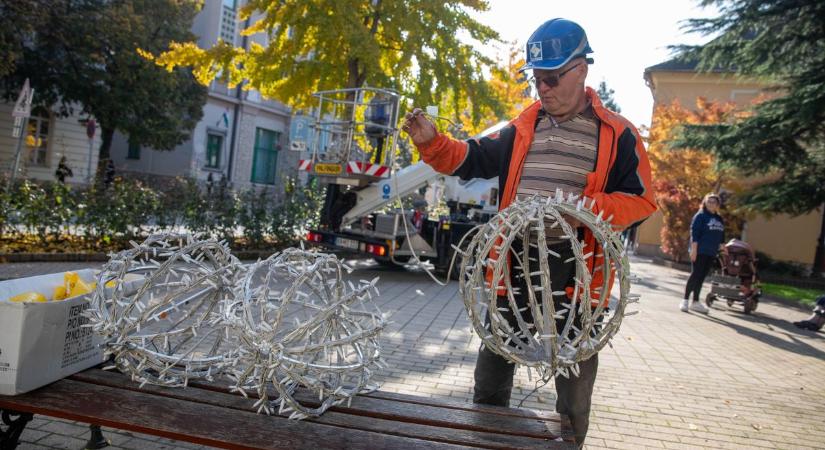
top-left (403, 18), bottom-right (656, 447)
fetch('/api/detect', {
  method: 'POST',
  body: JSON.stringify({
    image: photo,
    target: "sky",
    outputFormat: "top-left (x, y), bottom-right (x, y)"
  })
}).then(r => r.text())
top-left (469, 0), bottom-right (719, 129)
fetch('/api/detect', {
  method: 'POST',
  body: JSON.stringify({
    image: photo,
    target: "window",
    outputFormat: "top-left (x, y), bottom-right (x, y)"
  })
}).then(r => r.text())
top-left (206, 133), bottom-right (223, 169)
top-left (251, 128), bottom-right (280, 185)
top-left (26, 108), bottom-right (50, 166)
top-left (127, 139), bottom-right (141, 160)
top-left (220, 0), bottom-right (237, 45)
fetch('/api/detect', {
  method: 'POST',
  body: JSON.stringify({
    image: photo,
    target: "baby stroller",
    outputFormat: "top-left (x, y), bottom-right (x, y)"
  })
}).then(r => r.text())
top-left (705, 239), bottom-right (762, 314)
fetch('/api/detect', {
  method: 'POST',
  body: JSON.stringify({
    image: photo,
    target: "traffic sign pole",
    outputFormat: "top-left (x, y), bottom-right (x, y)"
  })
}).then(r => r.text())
top-left (9, 126), bottom-right (27, 186)
top-left (9, 79), bottom-right (34, 187)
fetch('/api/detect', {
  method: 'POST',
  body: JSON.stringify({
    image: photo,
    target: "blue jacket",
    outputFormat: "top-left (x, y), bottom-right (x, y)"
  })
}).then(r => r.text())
top-left (691, 210), bottom-right (725, 256)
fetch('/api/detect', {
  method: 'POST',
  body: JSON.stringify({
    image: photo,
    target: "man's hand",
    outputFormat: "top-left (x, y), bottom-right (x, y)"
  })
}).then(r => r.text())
top-left (402, 108), bottom-right (438, 146)
top-left (690, 251), bottom-right (697, 263)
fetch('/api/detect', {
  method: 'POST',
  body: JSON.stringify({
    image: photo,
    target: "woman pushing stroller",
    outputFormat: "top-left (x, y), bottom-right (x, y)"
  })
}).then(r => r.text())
top-left (682, 193), bottom-right (726, 313)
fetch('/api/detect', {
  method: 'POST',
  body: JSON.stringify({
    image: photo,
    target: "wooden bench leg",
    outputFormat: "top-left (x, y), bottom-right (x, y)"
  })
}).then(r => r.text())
top-left (0, 409), bottom-right (33, 450)
top-left (85, 424), bottom-right (110, 449)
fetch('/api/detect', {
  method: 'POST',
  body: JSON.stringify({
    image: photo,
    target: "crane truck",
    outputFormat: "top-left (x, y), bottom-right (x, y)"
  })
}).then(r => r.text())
top-left (296, 87), bottom-right (504, 274)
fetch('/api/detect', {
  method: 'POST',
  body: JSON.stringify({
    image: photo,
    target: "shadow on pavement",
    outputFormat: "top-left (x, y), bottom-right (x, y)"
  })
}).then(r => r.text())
top-left (631, 276), bottom-right (685, 297)
top-left (694, 310), bottom-right (825, 359)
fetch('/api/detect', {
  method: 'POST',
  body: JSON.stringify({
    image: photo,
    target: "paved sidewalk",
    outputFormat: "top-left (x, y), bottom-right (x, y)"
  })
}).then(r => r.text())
top-left (3, 256), bottom-right (824, 449)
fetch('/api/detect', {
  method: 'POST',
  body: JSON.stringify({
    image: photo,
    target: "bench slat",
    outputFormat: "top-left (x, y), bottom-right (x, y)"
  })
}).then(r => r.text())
top-left (0, 379), bottom-right (473, 450)
top-left (70, 370), bottom-right (570, 449)
top-left (221, 382), bottom-right (566, 440)
top-left (363, 390), bottom-right (563, 422)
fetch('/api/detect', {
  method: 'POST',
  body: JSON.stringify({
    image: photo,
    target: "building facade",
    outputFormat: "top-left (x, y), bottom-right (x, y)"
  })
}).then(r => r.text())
top-left (0, 101), bottom-right (101, 185)
top-left (638, 58), bottom-right (824, 269)
top-left (108, 0), bottom-right (298, 193)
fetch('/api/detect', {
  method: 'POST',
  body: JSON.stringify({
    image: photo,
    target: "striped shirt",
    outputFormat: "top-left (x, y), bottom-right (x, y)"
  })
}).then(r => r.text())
top-left (516, 104), bottom-right (599, 240)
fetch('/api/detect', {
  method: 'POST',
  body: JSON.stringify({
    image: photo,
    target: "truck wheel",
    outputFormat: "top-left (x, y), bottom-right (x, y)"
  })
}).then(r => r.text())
top-left (449, 251), bottom-right (463, 281)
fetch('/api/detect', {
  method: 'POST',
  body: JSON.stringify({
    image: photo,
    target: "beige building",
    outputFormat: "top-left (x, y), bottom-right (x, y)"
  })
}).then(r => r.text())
top-left (0, 101), bottom-right (101, 185)
top-left (638, 57), bottom-right (824, 270)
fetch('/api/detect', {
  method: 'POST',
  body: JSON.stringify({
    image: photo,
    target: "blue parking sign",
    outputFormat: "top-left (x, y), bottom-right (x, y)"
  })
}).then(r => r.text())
top-left (289, 115), bottom-right (311, 151)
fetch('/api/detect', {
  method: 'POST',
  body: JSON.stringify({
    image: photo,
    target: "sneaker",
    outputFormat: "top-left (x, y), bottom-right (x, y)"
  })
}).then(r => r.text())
top-left (690, 301), bottom-right (709, 314)
top-left (679, 299), bottom-right (689, 312)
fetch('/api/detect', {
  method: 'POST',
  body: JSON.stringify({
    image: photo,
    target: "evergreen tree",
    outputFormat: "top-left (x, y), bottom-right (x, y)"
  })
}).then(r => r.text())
top-left (1, 0), bottom-right (207, 163)
top-left (596, 80), bottom-right (621, 113)
top-left (672, 0), bottom-right (825, 215)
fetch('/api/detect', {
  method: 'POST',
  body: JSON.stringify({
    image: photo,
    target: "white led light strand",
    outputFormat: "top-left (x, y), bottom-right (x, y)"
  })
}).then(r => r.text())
top-left (86, 235), bottom-right (385, 419)
top-left (458, 193), bottom-right (638, 381)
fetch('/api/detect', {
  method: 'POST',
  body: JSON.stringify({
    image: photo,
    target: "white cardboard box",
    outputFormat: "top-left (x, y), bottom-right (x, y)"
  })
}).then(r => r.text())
top-left (0, 269), bottom-right (105, 395)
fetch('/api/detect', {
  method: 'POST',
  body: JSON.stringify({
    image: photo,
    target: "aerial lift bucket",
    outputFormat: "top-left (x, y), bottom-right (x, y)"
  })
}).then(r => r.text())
top-left (298, 87), bottom-right (402, 188)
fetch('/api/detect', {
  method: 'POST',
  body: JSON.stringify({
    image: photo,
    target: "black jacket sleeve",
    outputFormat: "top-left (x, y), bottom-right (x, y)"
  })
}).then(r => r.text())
top-left (451, 125), bottom-right (517, 181)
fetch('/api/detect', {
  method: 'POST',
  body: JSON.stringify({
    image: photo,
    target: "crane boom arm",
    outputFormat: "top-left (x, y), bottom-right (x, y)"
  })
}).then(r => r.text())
top-left (341, 161), bottom-right (441, 225)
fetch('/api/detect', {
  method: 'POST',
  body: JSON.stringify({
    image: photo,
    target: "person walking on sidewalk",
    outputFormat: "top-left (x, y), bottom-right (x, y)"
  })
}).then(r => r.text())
top-left (682, 193), bottom-right (726, 313)
top-left (55, 156), bottom-right (73, 184)
top-left (402, 18), bottom-right (656, 448)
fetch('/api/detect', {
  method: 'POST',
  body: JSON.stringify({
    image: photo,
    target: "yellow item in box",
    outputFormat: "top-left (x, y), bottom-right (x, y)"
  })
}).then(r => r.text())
top-left (68, 278), bottom-right (94, 297)
top-left (64, 271), bottom-right (79, 286)
top-left (53, 285), bottom-right (68, 301)
top-left (7, 292), bottom-right (48, 303)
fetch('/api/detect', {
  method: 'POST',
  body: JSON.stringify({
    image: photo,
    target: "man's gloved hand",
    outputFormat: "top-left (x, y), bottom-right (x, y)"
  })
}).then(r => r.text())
top-left (402, 108), bottom-right (438, 146)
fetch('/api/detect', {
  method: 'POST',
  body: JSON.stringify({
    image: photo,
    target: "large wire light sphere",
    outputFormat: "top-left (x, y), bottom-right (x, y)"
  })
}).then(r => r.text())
top-left (87, 233), bottom-right (242, 388)
top-left (224, 249), bottom-right (385, 418)
top-left (459, 192), bottom-right (638, 380)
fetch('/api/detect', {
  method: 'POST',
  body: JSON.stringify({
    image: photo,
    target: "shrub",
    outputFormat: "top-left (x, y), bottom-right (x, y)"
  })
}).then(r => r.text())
top-left (1, 175), bottom-right (322, 253)
top-left (269, 177), bottom-right (324, 245)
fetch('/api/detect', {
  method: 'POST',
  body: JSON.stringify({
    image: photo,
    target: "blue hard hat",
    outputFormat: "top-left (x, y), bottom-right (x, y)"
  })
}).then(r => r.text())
top-left (519, 18), bottom-right (593, 72)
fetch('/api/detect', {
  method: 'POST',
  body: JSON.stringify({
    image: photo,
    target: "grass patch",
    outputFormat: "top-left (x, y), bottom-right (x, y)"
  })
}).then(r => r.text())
top-left (761, 283), bottom-right (823, 307)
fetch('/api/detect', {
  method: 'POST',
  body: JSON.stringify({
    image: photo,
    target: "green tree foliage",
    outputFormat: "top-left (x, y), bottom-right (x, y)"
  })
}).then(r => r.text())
top-left (0, 0), bottom-right (207, 163)
top-left (596, 80), bottom-right (621, 113)
top-left (154, 0), bottom-right (504, 127)
top-left (0, 1), bottom-right (49, 77)
top-left (672, 0), bottom-right (825, 215)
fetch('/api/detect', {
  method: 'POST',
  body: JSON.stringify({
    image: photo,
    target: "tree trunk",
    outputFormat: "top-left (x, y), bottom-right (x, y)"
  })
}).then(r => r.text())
top-left (813, 205), bottom-right (825, 277)
top-left (98, 126), bottom-right (114, 161)
top-left (95, 125), bottom-right (115, 180)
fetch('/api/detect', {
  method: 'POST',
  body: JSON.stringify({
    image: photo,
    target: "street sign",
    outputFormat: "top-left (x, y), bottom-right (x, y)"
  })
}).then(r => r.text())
top-left (12, 117), bottom-right (23, 138)
top-left (11, 79), bottom-right (33, 119)
top-left (289, 114), bottom-right (311, 152)
top-left (86, 119), bottom-right (96, 139)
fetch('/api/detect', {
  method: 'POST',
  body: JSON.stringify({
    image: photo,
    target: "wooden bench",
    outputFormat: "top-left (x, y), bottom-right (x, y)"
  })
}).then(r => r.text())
top-left (1, 368), bottom-right (574, 449)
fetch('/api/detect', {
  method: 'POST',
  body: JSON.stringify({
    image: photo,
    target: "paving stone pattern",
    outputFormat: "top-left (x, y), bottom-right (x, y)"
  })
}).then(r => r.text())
top-left (2, 256), bottom-right (823, 449)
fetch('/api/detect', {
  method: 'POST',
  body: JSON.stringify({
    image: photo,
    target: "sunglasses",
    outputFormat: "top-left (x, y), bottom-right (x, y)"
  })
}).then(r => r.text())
top-left (528, 63), bottom-right (582, 89)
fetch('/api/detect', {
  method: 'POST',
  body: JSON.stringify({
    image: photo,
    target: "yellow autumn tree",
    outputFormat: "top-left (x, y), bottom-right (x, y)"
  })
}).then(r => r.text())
top-left (647, 98), bottom-right (742, 261)
top-left (151, 0), bottom-right (505, 126)
top-left (435, 41), bottom-right (533, 138)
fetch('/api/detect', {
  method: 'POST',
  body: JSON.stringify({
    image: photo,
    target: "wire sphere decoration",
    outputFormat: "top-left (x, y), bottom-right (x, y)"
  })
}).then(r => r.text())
top-left (87, 233), bottom-right (242, 388)
top-left (458, 192), bottom-right (638, 380)
top-left (223, 248), bottom-right (385, 419)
